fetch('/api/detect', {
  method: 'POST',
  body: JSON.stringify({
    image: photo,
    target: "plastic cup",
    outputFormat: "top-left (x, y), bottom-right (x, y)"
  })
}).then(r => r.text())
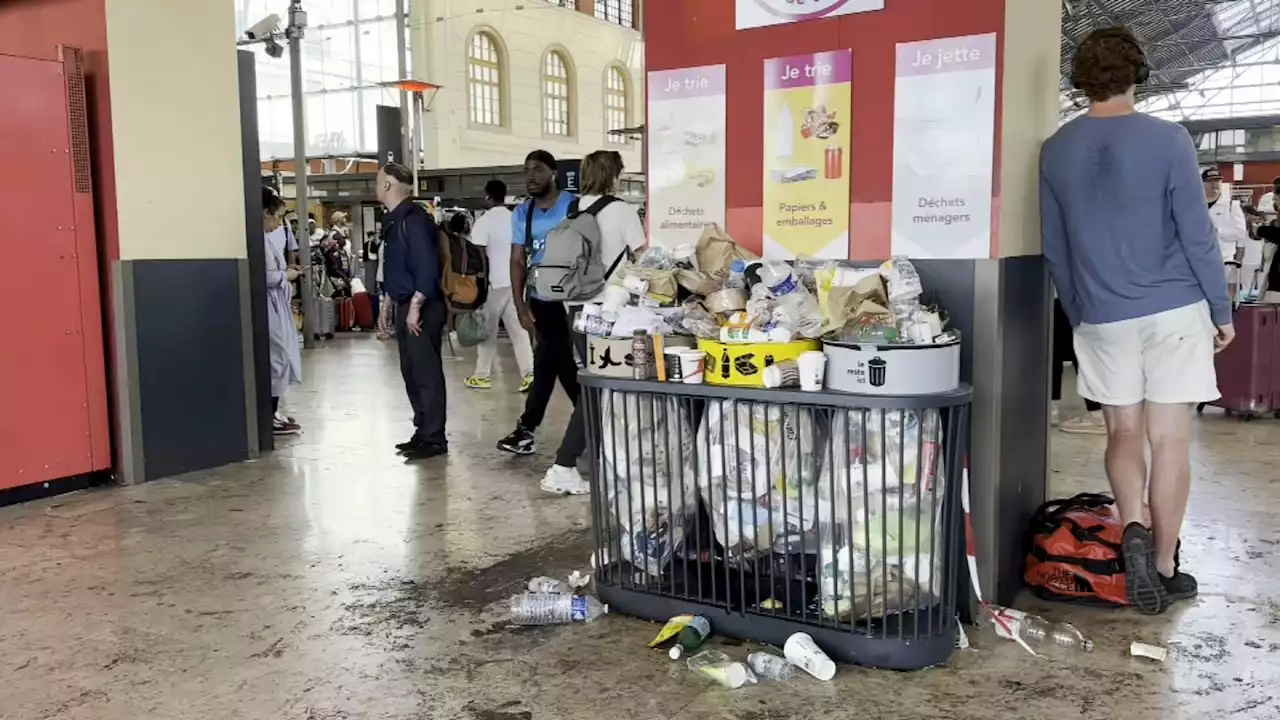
top-left (680, 351), bottom-right (705, 384)
top-left (784, 632), bottom-right (836, 681)
top-left (601, 284), bottom-right (630, 313)
top-left (796, 351), bottom-right (827, 392)
top-left (762, 359), bottom-right (800, 389)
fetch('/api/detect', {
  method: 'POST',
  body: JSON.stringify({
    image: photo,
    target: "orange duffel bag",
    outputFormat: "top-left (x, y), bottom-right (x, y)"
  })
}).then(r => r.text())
top-left (1024, 493), bottom-right (1128, 606)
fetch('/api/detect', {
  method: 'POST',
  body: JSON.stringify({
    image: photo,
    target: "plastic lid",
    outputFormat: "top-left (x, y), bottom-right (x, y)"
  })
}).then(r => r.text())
top-left (724, 663), bottom-right (748, 689)
top-left (633, 329), bottom-right (648, 336)
top-left (668, 645), bottom-right (684, 660)
top-left (731, 259), bottom-right (745, 272)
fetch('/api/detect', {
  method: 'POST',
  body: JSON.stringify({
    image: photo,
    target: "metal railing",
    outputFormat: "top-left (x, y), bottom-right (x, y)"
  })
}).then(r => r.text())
top-left (581, 376), bottom-right (972, 671)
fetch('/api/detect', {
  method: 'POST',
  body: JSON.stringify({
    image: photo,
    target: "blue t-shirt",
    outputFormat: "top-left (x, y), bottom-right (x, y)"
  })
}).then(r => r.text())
top-left (1040, 113), bottom-right (1231, 327)
top-left (511, 193), bottom-right (575, 268)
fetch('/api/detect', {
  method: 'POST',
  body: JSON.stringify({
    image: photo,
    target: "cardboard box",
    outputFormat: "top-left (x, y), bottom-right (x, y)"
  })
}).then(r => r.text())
top-left (698, 339), bottom-right (821, 387)
top-left (586, 335), bottom-right (695, 378)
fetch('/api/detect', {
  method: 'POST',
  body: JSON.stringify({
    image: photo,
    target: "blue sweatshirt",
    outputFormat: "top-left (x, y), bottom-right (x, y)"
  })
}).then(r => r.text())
top-left (1040, 113), bottom-right (1231, 328)
top-left (382, 200), bottom-right (441, 303)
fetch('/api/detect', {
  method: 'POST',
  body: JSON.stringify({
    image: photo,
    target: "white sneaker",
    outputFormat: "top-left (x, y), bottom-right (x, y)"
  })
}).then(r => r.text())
top-left (1050, 401), bottom-right (1062, 427)
top-left (1060, 411), bottom-right (1106, 435)
top-left (540, 465), bottom-right (590, 496)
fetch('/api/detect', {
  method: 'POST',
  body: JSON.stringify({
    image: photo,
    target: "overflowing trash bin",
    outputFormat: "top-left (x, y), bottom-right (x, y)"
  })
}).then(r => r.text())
top-left (582, 376), bottom-right (971, 671)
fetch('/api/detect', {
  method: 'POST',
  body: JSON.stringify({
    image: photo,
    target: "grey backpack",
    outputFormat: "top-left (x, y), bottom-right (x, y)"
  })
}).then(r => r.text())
top-left (527, 196), bottom-right (626, 302)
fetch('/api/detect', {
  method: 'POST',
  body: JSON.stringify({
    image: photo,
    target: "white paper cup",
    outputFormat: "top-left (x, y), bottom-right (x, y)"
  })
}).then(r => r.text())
top-left (796, 351), bottom-right (827, 392)
top-left (784, 632), bottom-right (836, 681)
top-left (663, 348), bottom-right (685, 382)
top-left (680, 351), bottom-right (705, 384)
top-left (601, 285), bottom-right (630, 313)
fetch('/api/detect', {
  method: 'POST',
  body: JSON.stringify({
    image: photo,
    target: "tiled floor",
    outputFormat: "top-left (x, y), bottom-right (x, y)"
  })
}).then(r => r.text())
top-left (2, 335), bottom-right (1278, 720)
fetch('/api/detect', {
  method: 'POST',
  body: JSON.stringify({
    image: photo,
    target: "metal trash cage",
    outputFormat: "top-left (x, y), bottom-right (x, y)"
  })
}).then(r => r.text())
top-left (580, 375), bottom-right (972, 671)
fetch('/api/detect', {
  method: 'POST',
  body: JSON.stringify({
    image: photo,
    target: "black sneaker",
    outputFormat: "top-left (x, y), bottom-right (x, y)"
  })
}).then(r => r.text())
top-left (1121, 522), bottom-right (1167, 615)
top-left (396, 438), bottom-right (420, 452)
top-left (273, 419), bottom-right (301, 436)
top-left (497, 427), bottom-right (536, 456)
top-left (1159, 571), bottom-right (1198, 603)
top-left (402, 443), bottom-right (448, 461)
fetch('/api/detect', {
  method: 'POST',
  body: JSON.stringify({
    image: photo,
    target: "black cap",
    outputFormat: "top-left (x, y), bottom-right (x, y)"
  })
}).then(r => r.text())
top-left (525, 149), bottom-right (557, 171)
top-left (1202, 167), bottom-right (1222, 181)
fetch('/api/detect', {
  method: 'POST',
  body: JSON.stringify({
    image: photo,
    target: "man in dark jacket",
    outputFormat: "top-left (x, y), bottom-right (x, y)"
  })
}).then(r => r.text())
top-left (377, 162), bottom-right (448, 459)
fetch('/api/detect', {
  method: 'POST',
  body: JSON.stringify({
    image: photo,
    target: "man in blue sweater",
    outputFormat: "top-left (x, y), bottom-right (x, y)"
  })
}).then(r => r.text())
top-left (1041, 27), bottom-right (1234, 615)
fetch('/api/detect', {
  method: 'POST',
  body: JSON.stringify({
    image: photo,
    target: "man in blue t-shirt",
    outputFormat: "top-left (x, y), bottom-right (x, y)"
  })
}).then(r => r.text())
top-left (497, 150), bottom-right (577, 456)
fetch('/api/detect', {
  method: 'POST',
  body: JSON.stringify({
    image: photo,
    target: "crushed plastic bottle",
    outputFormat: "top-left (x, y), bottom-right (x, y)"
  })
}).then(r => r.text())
top-left (746, 652), bottom-right (794, 681)
top-left (509, 593), bottom-right (608, 625)
top-left (686, 649), bottom-right (749, 689)
top-left (526, 576), bottom-right (571, 594)
top-left (726, 259), bottom-right (747, 290)
top-left (990, 606), bottom-right (1093, 652)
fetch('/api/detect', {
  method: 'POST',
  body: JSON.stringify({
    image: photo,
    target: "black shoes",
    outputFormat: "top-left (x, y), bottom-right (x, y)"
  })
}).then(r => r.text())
top-left (497, 426), bottom-right (536, 456)
top-left (395, 438), bottom-right (419, 452)
top-left (1121, 522), bottom-right (1166, 615)
top-left (1121, 523), bottom-right (1198, 614)
top-left (1159, 571), bottom-right (1199, 603)
top-left (401, 442), bottom-right (448, 460)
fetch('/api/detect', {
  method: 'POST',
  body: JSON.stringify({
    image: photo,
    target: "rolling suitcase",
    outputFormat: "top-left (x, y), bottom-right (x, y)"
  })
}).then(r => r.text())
top-left (1203, 304), bottom-right (1276, 419)
top-left (336, 296), bottom-right (355, 332)
top-left (352, 291), bottom-right (375, 330)
top-left (315, 297), bottom-right (336, 340)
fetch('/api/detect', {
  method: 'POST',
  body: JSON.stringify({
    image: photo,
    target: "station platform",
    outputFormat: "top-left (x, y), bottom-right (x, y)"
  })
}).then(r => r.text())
top-left (1, 335), bottom-right (1278, 720)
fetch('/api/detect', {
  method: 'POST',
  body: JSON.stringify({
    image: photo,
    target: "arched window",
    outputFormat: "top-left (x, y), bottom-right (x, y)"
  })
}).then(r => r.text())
top-left (595, 0), bottom-right (633, 28)
top-left (543, 50), bottom-right (572, 137)
top-left (467, 31), bottom-right (503, 126)
top-left (605, 66), bottom-right (629, 145)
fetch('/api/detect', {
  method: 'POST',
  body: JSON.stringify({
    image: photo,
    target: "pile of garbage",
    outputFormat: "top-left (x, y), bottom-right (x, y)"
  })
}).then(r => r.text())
top-left (572, 225), bottom-right (957, 355)
top-left (650, 615), bottom-right (838, 688)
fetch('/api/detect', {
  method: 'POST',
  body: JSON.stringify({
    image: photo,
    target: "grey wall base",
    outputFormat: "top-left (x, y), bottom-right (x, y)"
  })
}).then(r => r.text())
top-left (111, 258), bottom-right (258, 484)
top-left (915, 256), bottom-right (1051, 607)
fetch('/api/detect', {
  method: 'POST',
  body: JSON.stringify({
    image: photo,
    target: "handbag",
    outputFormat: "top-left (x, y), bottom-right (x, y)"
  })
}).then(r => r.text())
top-left (455, 310), bottom-right (490, 348)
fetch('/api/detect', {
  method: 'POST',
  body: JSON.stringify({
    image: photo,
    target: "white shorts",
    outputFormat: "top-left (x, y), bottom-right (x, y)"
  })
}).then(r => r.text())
top-left (1072, 301), bottom-right (1220, 406)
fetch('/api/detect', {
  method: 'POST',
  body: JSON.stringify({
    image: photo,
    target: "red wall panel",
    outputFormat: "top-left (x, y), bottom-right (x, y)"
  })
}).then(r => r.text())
top-left (646, 0), bottom-right (1005, 258)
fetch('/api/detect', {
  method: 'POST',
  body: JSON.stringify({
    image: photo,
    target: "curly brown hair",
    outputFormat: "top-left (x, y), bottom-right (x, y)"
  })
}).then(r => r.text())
top-left (1071, 27), bottom-right (1147, 102)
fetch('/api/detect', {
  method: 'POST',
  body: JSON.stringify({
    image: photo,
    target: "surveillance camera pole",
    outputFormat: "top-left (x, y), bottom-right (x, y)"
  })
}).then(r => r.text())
top-left (286, 2), bottom-right (315, 349)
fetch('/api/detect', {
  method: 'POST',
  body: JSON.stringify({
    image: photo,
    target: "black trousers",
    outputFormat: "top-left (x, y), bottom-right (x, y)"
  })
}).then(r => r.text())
top-left (396, 301), bottom-right (447, 446)
top-left (519, 299), bottom-right (581, 431)
top-left (1053, 299), bottom-right (1102, 412)
top-left (554, 330), bottom-right (590, 468)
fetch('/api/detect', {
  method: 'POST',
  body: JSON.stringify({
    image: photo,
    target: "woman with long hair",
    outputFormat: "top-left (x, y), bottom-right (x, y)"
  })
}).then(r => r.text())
top-left (263, 187), bottom-right (303, 435)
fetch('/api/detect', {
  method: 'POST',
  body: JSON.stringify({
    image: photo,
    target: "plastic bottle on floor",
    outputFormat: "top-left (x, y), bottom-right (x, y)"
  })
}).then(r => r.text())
top-left (990, 606), bottom-right (1093, 651)
top-left (667, 616), bottom-right (711, 660)
top-left (687, 649), bottom-right (749, 689)
top-left (746, 652), bottom-right (794, 681)
top-left (509, 593), bottom-right (608, 625)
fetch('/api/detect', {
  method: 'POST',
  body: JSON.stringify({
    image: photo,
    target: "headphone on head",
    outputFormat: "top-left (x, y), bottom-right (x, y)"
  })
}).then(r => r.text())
top-left (1072, 29), bottom-right (1150, 88)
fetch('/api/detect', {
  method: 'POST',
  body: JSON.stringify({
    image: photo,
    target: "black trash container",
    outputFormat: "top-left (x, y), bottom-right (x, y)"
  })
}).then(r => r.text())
top-left (580, 375), bottom-right (972, 671)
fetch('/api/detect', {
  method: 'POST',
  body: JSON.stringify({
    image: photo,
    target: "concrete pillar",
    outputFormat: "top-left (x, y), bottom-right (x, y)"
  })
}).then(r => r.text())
top-left (104, 0), bottom-right (258, 484)
top-left (645, 0), bottom-right (1062, 605)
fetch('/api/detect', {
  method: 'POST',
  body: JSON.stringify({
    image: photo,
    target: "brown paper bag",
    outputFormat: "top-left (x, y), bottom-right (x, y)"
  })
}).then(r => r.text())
top-left (696, 224), bottom-right (758, 277)
top-left (821, 274), bottom-right (888, 334)
top-left (676, 269), bottom-right (722, 297)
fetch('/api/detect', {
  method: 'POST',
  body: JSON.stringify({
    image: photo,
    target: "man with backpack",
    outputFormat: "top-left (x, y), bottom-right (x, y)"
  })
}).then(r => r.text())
top-left (497, 150), bottom-right (577, 459)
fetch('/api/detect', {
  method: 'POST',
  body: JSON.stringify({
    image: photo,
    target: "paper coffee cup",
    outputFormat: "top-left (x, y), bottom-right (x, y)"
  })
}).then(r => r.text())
top-left (663, 348), bottom-right (685, 382)
top-left (784, 632), bottom-right (836, 681)
top-left (796, 351), bottom-right (827, 392)
top-left (601, 284), bottom-right (630, 313)
top-left (680, 351), bottom-right (705, 384)
top-left (762, 359), bottom-right (800, 389)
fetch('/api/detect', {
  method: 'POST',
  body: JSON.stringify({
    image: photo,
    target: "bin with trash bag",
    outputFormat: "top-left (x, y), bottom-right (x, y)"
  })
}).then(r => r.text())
top-left (581, 375), bottom-right (971, 671)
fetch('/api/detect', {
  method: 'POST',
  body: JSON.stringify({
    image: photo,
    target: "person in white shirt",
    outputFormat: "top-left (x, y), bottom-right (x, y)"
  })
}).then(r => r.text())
top-left (465, 180), bottom-right (535, 391)
top-left (540, 150), bottom-right (646, 496)
top-left (1203, 167), bottom-right (1249, 297)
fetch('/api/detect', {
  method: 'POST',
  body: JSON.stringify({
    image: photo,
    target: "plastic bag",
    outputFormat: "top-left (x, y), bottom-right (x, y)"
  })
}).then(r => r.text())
top-left (816, 408), bottom-right (947, 618)
top-left (455, 311), bottom-right (490, 348)
top-left (696, 400), bottom-right (823, 562)
top-left (598, 390), bottom-right (698, 576)
top-left (680, 301), bottom-right (721, 339)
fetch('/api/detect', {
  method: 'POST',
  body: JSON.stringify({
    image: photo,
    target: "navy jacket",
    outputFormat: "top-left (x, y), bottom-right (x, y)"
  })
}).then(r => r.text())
top-left (382, 200), bottom-right (442, 304)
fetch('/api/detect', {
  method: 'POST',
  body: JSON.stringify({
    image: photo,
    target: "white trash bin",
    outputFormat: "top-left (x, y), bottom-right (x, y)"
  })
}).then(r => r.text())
top-left (823, 335), bottom-right (961, 395)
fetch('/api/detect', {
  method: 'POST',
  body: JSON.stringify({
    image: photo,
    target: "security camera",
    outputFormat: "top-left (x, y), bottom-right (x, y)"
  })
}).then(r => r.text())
top-left (244, 13), bottom-right (281, 41)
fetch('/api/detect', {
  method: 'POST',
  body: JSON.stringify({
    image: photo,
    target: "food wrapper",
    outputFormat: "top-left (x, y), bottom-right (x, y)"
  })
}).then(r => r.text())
top-left (821, 273), bottom-right (888, 335)
top-left (879, 256), bottom-right (923, 303)
top-left (696, 225), bottom-right (758, 279)
top-left (614, 265), bottom-right (679, 305)
top-left (680, 301), bottom-right (721, 339)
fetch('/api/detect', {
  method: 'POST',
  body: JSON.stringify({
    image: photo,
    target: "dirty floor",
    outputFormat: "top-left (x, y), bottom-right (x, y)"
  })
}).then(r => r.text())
top-left (2, 336), bottom-right (1279, 720)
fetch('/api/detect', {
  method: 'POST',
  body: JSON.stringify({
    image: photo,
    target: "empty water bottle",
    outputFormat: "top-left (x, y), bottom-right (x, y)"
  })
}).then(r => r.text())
top-left (990, 606), bottom-right (1093, 652)
top-left (726, 259), bottom-right (747, 290)
top-left (526, 576), bottom-right (571, 594)
top-left (746, 652), bottom-right (794, 681)
top-left (509, 593), bottom-right (608, 625)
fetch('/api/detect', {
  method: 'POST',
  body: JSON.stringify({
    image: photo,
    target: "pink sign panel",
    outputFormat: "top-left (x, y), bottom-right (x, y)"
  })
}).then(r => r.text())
top-left (764, 50), bottom-right (852, 91)
top-left (896, 33), bottom-right (997, 77)
top-left (648, 66), bottom-right (727, 100)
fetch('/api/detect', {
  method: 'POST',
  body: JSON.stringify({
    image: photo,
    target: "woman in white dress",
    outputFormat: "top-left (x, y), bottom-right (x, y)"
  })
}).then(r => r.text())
top-left (263, 188), bottom-right (304, 435)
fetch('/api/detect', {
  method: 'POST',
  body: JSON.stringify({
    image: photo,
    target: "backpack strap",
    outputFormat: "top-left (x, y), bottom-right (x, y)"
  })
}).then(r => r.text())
top-left (523, 200), bottom-right (536, 251)
top-left (582, 195), bottom-right (620, 217)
